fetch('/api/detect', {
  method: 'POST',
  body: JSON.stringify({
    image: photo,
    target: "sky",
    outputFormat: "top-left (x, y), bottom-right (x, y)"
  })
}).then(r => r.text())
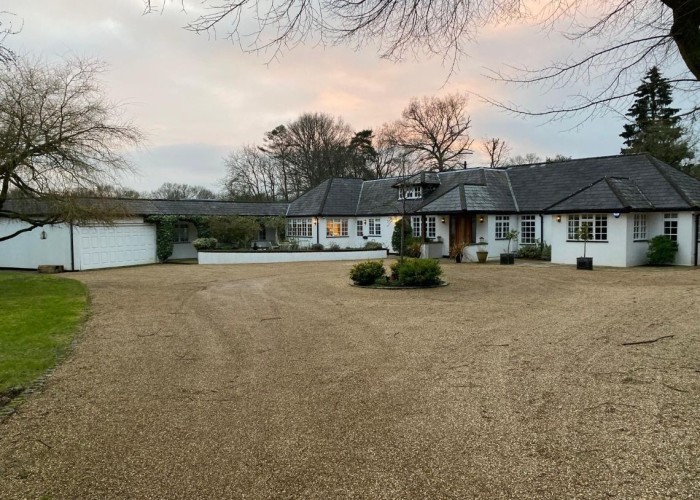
top-left (2, 0), bottom-right (665, 194)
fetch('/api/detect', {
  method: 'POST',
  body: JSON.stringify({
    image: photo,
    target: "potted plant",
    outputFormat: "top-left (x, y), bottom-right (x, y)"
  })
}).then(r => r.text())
top-left (576, 222), bottom-right (593, 270)
top-left (476, 237), bottom-right (488, 263)
top-left (450, 240), bottom-right (465, 263)
top-left (500, 230), bottom-right (518, 265)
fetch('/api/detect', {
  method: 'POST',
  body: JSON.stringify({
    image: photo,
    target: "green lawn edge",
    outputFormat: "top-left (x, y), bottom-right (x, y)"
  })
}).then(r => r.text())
top-left (0, 271), bottom-right (88, 415)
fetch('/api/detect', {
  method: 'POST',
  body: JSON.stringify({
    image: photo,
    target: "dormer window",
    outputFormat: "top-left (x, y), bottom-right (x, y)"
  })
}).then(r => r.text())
top-left (398, 186), bottom-right (422, 200)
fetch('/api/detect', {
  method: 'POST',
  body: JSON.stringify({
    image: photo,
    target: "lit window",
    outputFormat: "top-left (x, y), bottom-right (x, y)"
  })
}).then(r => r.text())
top-left (356, 220), bottom-right (364, 237)
top-left (368, 218), bottom-right (382, 237)
top-left (568, 214), bottom-right (608, 241)
top-left (326, 219), bottom-right (349, 238)
top-left (411, 216), bottom-right (422, 238)
top-left (633, 214), bottom-right (647, 241)
top-left (664, 213), bottom-right (678, 241)
top-left (174, 222), bottom-right (189, 243)
top-left (495, 216), bottom-right (511, 239)
top-left (287, 218), bottom-right (313, 238)
top-left (520, 215), bottom-right (536, 244)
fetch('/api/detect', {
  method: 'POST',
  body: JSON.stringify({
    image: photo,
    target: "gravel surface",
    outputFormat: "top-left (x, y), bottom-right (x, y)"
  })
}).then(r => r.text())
top-left (0, 261), bottom-right (698, 499)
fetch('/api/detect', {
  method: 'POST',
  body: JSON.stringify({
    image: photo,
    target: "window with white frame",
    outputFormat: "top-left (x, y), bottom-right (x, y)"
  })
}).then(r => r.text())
top-left (356, 219), bottom-right (364, 237)
top-left (520, 215), bottom-right (536, 244)
top-left (567, 214), bottom-right (608, 241)
top-left (368, 218), bottom-right (382, 236)
top-left (326, 219), bottom-right (348, 237)
top-left (426, 216), bottom-right (437, 239)
top-left (174, 222), bottom-right (189, 243)
top-left (287, 218), bottom-right (313, 238)
top-left (411, 216), bottom-right (422, 237)
top-left (495, 216), bottom-right (511, 239)
top-left (633, 214), bottom-right (647, 241)
top-left (398, 186), bottom-right (422, 200)
top-left (664, 213), bottom-right (678, 241)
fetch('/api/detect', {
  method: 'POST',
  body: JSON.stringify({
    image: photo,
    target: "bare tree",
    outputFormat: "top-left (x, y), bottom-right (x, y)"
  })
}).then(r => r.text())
top-left (150, 182), bottom-right (216, 199)
top-left (222, 145), bottom-right (280, 201)
top-left (0, 57), bottom-right (142, 242)
top-left (387, 93), bottom-right (473, 171)
top-left (481, 137), bottom-right (510, 168)
top-left (144, 1), bottom-right (700, 119)
top-left (504, 153), bottom-right (543, 166)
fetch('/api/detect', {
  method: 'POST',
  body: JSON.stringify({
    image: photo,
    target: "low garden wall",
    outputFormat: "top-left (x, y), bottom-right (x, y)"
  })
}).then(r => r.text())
top-left (198, 249), bottom-right (389, 265)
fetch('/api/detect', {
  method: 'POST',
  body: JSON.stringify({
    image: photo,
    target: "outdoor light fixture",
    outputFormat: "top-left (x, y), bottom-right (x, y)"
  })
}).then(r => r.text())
top-left (441, 217), bottom-right (446, 223)
top-left (40, 230), bottom-right (47, 240)
top-left (556, 215), bottom-right (562, 223)
top-left (613, 212), bottom-right (621, 218)
top-left (479, 215), bottom-right (484, 223)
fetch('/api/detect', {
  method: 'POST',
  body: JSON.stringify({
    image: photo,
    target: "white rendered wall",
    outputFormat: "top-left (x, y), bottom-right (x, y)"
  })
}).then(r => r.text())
top-left (199, 249), bottom-right (388, 264)
top-left (550, 214), bottom-right (628, 267)
top-left (0, 221), bottom-right (73, 269)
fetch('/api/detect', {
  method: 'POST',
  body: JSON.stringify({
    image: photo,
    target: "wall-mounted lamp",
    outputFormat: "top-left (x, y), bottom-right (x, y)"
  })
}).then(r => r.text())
top-left (40, 230), bottom-right (47, 240)
top-left (613, 212), bottom-right (621, 219)
top-left (312, 217), bottom-right (318, 225)
top-left (479, 215), bottom-right (484, 223)
top-left (441, 217), bottom-right (446, 223)
top-left (556, 215), bottom-right (562, 223)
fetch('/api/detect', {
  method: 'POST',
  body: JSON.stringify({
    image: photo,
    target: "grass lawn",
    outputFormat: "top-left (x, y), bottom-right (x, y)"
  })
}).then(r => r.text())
top-left (0, 272), bottom-right (87, 401)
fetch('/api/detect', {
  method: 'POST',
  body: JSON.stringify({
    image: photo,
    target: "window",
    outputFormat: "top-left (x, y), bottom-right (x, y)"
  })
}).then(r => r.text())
top-left (426, 216), bottom-right (436, 239)
top-left (368, 218), bottom-right (381, 237)
top-left (633, 214), bottom-right (647, 241)
top-left (398, 186), bottom-right (422, 200)
top-left (356, 220), bottom-right (364, 237)
top-left (568, 214), bottom-right (608, 241)
top-left (287, 218), bottom-right (313, 238)
top-left (174, 222), bottom-right (189, 243)
top-left (495, 216), bottom-right (511, 239)
top-left (326, 219), bottom-right (348, 237)
top-left (411, 216), bottom-right (422, 237)
top-left (664, 213), bottom-right (678, 241)
top-left (520, 215), bottom-right (536, 244)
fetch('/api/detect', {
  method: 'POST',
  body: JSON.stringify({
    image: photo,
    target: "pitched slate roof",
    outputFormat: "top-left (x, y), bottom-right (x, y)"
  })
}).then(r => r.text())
top-left (286, 178), bottom-right (364, 216)
top-left (507, 154), bottom-right (700, 212)
top-left (3, 198), bottom-right (289, 217)
top-left (544, 177), bottom-right (654, 212)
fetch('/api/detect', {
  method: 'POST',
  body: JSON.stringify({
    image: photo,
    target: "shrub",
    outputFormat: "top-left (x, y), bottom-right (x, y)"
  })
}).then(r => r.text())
top-left (329, 243), bottom-right (341, 251)
top-left (406, 240), bottom-right (422, 258)
top-left (647, 235), bottom-right (678, 265)
top-left (541, 243), bottom-right (551, 261)
top-left (364, 241), bottom-right (384, 250)
top-left (192, 237), bottom-right (218, 250)
top-left (207, 215), bottom-right (260, 248)
top-left (516, 244), bottom-right (541, 259)
top-left (392, 258), bottom-right (443, 287)
top-left (311, 243), bottom-right (325, 251)
top-left (349, 260), bottom-right (386, 285)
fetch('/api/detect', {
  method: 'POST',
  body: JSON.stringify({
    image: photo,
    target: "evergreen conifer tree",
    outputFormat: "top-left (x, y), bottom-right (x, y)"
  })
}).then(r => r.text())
top-left (620, 67), bottom-right (694, 168)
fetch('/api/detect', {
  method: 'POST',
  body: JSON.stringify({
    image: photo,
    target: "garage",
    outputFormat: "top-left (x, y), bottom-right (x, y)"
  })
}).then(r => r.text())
top-left (76, 223), bottom-right (157, 270)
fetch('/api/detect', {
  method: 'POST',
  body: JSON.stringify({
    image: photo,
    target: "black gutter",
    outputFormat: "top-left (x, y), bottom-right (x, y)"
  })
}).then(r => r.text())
top-left (539, 214), bottom-right (544, 245)
top-left (694, 212), bottom-right (699, 266)
top-left (69, 223), bottom-right (75, 271)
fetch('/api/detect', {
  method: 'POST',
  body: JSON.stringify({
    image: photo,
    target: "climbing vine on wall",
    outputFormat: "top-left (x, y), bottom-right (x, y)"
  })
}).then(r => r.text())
top-left (145, 215), bottom-right (179, 262)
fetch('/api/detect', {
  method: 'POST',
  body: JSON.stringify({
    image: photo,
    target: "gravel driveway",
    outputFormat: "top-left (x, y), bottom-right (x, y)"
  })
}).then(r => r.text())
top-left (0, 261), bottom-right (698, 498)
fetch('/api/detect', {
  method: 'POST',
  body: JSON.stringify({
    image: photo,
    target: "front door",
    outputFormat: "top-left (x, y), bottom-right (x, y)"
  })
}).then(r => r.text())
top-left (450, 214), bottom-right (474, 247)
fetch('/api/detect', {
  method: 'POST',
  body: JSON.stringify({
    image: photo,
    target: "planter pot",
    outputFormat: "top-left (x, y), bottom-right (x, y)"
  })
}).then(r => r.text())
top-left (500, 253), bottom-right (515, 265)
top-left (576, 257), bottom-right (593, 270)
top-left (455, 253), bottom-right (462, 263)
top-left (476, 251), bottom-right (488, 263)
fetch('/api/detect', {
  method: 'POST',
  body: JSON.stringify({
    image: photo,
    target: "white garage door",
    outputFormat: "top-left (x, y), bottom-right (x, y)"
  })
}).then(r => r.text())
top-left (77, 224), bottom-right (157, 270)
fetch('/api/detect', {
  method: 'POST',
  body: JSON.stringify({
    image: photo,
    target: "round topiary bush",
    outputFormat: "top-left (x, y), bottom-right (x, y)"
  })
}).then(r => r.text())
top-left (311, 243), bottom-right (325, 251)
top-left (192, 237), bottom-right (218, 250)
top-left (349, 260), bottom-right (386, 286)
top-left (364, 241), bottom-right (384, 250)
top-left (647, 235), bottom-right (678, 265)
